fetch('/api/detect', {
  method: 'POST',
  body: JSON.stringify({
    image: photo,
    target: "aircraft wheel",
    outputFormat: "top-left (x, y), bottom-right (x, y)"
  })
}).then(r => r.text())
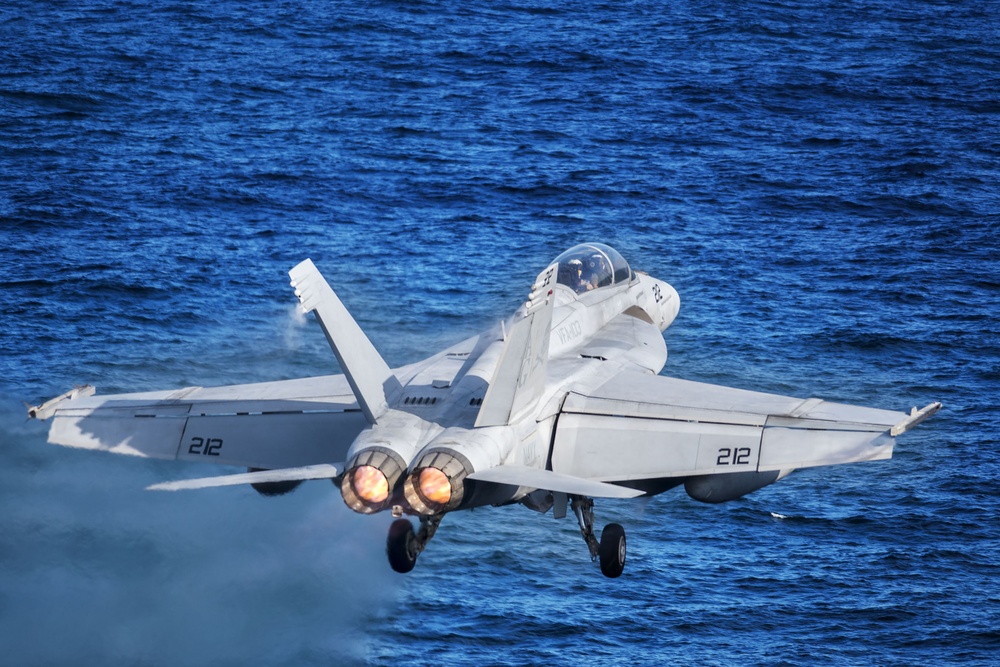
top-left (599, 523), bottom-right (626, 578)
top-left (387, 518), bottom-right (418, 574)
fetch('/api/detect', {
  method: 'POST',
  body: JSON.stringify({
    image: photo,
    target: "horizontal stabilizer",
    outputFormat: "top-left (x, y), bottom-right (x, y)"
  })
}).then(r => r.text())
top-left (148, 463), bottom-right (341, 492)
top-left (467, 464), bottom-right (643, 499)
top-left (890, 402), bottom-right (943, 437)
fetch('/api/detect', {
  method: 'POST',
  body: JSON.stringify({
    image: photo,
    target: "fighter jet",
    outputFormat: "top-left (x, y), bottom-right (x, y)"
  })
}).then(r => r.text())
top-left (29, 243), bottom-right (940, 577)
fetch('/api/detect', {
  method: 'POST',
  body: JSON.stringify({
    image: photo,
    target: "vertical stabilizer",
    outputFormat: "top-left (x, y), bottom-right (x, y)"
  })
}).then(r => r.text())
top-left (289, 259), bottom-right (401, 425)
top-left (475, 263), bottom-right (558, 427)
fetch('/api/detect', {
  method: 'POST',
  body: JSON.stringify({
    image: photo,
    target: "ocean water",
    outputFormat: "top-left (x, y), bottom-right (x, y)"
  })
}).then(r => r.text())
top-left (2, 1), bottom-right (999, 665)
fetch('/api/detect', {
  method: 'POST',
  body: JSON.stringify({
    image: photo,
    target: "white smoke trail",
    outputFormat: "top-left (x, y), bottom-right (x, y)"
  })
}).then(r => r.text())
top-left (0, 398), bottom-right (402, 666)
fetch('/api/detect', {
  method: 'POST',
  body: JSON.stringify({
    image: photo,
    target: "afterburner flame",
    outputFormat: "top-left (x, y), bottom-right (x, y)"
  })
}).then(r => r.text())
top-left (352, 465), bottom-right (389, 504)
top-left (418, 467), bottom-right (452, 506)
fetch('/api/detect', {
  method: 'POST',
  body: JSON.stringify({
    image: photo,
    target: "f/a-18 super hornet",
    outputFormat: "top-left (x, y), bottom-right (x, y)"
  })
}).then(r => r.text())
top-left (29, 243), bottom-right (940, 577)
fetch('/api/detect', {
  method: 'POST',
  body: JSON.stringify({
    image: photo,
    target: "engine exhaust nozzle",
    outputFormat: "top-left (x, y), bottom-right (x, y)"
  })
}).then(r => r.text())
top-left (340, 447), bottom-right (407, 514)
top-left (403, 450), bottom-right (471, 515)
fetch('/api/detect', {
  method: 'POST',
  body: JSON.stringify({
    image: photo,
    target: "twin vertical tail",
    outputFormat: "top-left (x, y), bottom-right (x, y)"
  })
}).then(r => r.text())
top-left (289, 257), bottom-right (557, 431)
top-left (475, 263), bottom-right (558, 428)
top-left (289, 259), bottom-right (402, 425)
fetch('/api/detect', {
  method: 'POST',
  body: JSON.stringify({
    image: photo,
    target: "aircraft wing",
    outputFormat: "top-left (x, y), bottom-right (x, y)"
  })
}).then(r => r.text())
top-left (550, 369), bottom-right (941, 484)
top-left (29, 375), bottom-right (369, 471)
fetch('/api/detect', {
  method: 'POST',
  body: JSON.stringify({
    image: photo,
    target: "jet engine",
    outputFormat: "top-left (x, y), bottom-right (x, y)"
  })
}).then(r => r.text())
top-left (340, 447), bottom-right (409, 514)
top-left (339, 421), bottom-right (432, 514)
top-left (403, 426), bottom-right (521, 515)
top-left (403, 449), bottom-right (471, 514)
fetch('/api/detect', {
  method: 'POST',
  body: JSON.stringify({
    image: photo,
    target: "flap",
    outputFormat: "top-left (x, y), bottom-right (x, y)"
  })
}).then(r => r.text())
top-left (467, 464), bottom-right (643, 498)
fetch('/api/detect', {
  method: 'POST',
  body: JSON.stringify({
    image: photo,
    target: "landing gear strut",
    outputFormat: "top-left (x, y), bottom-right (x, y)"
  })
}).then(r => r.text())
top-left (386, 514), bottom-right (442, 574)
top-left (571, 496), bottom-right (627, 578)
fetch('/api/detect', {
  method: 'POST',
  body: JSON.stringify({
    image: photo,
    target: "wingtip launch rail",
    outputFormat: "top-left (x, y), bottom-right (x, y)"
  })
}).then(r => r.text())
top-left (28, 385), bottom-right (95, 421)
top-left (891, 402), bottom-right (943, 437)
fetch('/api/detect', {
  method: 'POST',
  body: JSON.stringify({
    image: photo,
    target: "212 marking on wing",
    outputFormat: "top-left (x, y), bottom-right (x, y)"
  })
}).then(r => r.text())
top-left (188, 437), bottom-right (223, 456)
top-left (716, 447), bottom-right (751, 466)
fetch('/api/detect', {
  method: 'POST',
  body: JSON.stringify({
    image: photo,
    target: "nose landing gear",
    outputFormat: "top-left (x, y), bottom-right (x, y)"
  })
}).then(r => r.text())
top-left (571, 496), bottom-right (627, 578)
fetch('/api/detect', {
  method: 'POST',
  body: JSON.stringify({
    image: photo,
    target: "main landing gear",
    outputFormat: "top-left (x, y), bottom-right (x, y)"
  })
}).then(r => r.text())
top-left (572, 496), bottom-right (627, 578)
top-left (385, 499), bottom-right (628, 578)
top-left (386, 514), bottom-right (442, 574)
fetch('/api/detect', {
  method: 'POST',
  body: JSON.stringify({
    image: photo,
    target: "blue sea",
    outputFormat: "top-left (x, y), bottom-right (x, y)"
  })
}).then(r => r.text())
top-left (2, 1), bottom-right (998, 664)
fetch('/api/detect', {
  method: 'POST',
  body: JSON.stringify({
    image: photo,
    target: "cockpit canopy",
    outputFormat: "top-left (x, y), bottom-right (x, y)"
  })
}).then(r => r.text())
top-left (554, 243), bottom-right (633, 295)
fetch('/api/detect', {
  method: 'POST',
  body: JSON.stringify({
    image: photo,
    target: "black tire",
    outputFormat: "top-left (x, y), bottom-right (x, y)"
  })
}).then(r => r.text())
top-left (387, 518), bottom-right (418, 574)
top-left (599, 523), bottom-right (626, 578)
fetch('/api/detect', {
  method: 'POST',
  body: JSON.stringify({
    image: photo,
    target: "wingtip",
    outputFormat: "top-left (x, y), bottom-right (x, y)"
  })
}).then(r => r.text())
top-left (891, 401), bottom-right (943, 437)
top-left (27, 384), bottom-right (97, 421)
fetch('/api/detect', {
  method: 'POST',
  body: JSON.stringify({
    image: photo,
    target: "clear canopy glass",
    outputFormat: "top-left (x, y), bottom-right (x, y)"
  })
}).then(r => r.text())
top-left (553, 243), bottom-right (632, 294)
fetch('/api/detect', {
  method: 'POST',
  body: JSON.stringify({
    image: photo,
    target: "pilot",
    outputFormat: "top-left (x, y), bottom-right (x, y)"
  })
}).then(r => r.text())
top-left (584, 255), bottom-right (607, 290)
top-left (567, 259), bottom-right (589, 293)
top-left (566, 259), bottom-right (583, 292)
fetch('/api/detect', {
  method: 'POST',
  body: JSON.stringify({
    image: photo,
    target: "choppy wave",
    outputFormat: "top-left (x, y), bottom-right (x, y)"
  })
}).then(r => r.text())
top-left (2, 0), bottom-right (999, 665)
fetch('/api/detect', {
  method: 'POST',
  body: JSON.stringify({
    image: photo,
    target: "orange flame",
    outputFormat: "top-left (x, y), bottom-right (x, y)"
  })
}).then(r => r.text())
top-left (352, 466), bottom-right (389, 504)
top-left (418, 467), bottom-right (452, 506)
